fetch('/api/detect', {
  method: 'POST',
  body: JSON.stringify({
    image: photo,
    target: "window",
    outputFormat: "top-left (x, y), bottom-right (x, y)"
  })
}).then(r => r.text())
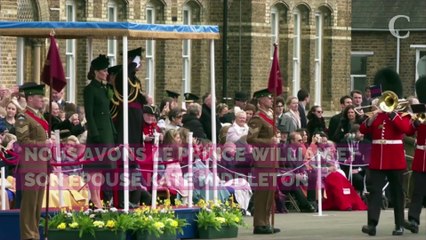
top-left (146, 5), bottom-right (156, 101)
top-left (314, 13), bottom-right (323, 105)
top-left (411, 45), bottom-right (426, 81)
top-left (182, 5), bottom-right (192, 94)
top-left (271, 7), bottom-right (279, 59)
top-left (292, 11), bottom-right (301, 96)
top-left (66, 0), bottom-right (76, 103)
top-left (351, 52), bottom-right (373, 92)
top-left (107, 1), bottom-right (117, 66)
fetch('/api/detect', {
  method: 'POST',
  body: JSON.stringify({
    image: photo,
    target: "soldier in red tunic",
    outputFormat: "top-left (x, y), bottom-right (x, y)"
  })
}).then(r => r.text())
top-left (404, 76), bottom-right (426, 234)
top-left (360, 68), bottom-right (411, 236)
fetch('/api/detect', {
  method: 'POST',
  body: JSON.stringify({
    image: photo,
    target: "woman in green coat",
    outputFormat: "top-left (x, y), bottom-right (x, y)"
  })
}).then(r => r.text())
top-left (84, 54), bottom-right (116, 209)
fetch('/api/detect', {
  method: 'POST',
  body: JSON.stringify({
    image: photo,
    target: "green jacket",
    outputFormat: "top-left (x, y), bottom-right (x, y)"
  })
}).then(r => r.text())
top-left (84, 79), bottom-right (116, 144)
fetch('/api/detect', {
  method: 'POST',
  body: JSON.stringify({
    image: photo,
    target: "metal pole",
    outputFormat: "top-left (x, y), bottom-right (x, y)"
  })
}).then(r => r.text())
top-left (210, 39), bottom-right (218, 202)
top-left (188, 132), bottom-right (194, 207)
top-left (222, 0), bottom-right (228, 101)
top-left (122, 36), bottom-right (129, 212)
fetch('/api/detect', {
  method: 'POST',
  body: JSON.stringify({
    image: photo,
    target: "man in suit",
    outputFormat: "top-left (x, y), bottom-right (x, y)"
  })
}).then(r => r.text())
top-left (297, 89), bottom-right (310, 128)
top-left (200, 93), bottom-right (222, 141)
top-left (16, 82), bottom-right (49, 240)
top-left (360, 68), bottom-right (411, 236)
top-left (328, 95), bottom-right (352, 142)
top-left (247, 89), bottom-right (280, 234)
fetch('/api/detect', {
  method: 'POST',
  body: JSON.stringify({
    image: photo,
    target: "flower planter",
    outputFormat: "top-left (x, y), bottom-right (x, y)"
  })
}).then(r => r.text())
top-left (47, 229), bottom-right (126, 240)
top-left (175, 207), bottom-right (200, 239)
top-left (198, 226), bottom-right (238, 239)
top-left (135, 231), bottom-right (176, 240)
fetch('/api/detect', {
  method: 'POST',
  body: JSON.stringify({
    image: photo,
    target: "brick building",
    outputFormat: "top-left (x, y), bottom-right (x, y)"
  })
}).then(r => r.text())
top-left (351, 0), bottom-right (426, 99)
top-left (1, 0), bottom-right (354, 111)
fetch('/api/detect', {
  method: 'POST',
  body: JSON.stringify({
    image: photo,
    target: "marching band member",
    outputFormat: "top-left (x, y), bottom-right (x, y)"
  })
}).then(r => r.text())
top-left (404, 76), bottom-right (426, 234)
top-left (360, 68), bottom-right (411, 236)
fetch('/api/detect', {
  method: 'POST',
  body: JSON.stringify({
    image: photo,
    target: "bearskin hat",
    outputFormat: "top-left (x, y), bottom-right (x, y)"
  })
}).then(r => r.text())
top-left (416, 76), bottom-right (426, 104)
top-left (373, 68), bottom-right (403, 98)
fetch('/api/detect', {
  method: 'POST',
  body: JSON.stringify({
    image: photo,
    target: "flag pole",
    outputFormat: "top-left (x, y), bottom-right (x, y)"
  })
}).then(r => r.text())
top-left (44, 32), bottom-right (55, 240)
top-left (268, 42), bottom-right (282, 230)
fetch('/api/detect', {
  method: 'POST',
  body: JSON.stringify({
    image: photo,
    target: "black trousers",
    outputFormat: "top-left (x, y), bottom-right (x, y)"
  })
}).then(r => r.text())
top-left (366, 169), bottom-right (404, 227)
top-left (408, 171), bottom-right (426, 224)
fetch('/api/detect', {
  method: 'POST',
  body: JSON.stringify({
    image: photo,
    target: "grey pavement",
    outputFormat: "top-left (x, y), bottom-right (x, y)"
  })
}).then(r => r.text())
top-left (231, 209), bottom-right (426, 240)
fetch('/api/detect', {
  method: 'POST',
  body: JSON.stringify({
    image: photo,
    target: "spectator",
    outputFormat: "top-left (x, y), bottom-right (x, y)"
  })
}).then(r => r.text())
top-left (226, 111), bottom-right (248, 143)
top-left (244, 103), bottom-right (256, 123)
top-left (334, 105), bottom-right (362, 143)
top-left (182, 103), bottom-right (207, 140)
top-left (362, 87), bottom-right (372, 107)
top-left (200, 93), bottom-right (222, 140)
top-left (297, 89), bottom-right (310, 128)
top-left (328, 95), bottom-right (352, 143)
top-left (278, 96), bottom-right (301, 136)
top-left (163, 107), bottom-right (184, 132)
top-left (306, 105), bottom-right (327, 143)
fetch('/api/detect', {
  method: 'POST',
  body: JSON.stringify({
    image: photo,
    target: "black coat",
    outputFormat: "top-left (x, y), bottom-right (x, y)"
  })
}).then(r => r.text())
top-left (112, 68), bottom-right (147, 145)
top-left (199, 103), bottom-right (222, 141)
top-left (182, 114), bottom-right (207, 140)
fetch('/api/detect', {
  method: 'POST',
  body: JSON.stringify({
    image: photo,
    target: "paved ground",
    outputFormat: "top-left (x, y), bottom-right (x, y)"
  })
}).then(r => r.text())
top-left (226, 209), bottom-right (425, 240)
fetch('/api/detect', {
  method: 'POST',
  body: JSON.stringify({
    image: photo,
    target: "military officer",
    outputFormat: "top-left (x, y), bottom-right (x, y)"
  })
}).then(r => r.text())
top-left (404, 76), bottom-right (426, 234)
top-left (247, 89), bottom-right (280, 234)
top-left (16, 83), bottom-right (49, 240)
top-left (360, 68), bottom-right (412, 236)
top-left (84, 54), bottom-right (116, 209)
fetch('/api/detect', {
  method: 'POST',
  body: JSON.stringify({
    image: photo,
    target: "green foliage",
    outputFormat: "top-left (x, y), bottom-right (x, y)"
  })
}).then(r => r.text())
top-left (43, 207), bottom-right (134, 238)
top-left (196, 197), bottom-right (245, 231)
top-left (132, 205), bottom-right (187, 238)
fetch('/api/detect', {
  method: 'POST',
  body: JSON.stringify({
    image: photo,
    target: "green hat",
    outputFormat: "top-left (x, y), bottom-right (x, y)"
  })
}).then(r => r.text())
top-left (91, 54), bottom-right (110, 70)
top-left (19, 82), bottom-right (45, 96)
top-left (253, 88), bottom-right (271, 99)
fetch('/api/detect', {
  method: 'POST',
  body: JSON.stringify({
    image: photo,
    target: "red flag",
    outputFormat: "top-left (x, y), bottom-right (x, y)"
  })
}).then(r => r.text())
top-left (41, 36), bottom-right (66, 92)
top-left (268, 44), bottom-right (283, 96)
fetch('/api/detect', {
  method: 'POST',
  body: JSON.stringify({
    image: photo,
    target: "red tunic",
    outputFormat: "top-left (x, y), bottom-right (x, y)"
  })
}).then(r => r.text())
top-left (360, 112), bottom-right (411, 170)
top-left (408, 123), bottom-right (426, 172)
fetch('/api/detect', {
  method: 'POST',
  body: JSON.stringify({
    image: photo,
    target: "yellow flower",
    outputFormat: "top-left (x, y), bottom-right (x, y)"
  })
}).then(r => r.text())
top-left (106, 220), bottom-right (116, 229)
top-left (197, 199), bottom-right (207, 208)
top-left (215, 217), bottom-right (226, 224)
top-left (166, 218), bottom-right (179, 228)
top-left (69, 222), bottom-right (79, 229)
top-left (93, 221), bottom-right (105, 228)
top-left (174, 199), bottom-right (183, 207)
top-left (154, 222), bottom-right (165, 230)
top-left (57, 223), bottom-right (66, 230)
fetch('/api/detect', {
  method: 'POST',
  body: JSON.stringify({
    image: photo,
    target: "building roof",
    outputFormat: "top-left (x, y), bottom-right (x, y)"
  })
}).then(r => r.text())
top-left (352, 0), bottom-right (426, 30)
top-left (0, 21), bottom-right (220, 39)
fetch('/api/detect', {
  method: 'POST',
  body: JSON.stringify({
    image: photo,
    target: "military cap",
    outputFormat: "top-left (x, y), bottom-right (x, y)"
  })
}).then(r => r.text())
top-left (373, 68), bottom-right (403, 98)
top-left (166, 90), bottom-right (180, 99)
top-left (91, 54), bottom-right (110, 70)
top-left (234, 91), bottom-right (248, 101)
top-left (108, 65), bottom-right (122, 75)
top-left (184, 93), bottom-right (199, 103)
top-left (143, 105), bottom-right (158, 115)
top-left (416, 76), bottom-right (426, 104)
top-left (253, 88), bottom-right (272, 99)
top-left (19, 82), bottom-right (45, 96)
top-left (128, 47), bottom-right (144, 60)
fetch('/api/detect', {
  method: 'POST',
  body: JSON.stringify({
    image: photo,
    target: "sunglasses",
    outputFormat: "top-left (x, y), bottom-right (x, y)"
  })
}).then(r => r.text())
top-left (316, 111), bottom-right (323, 113)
